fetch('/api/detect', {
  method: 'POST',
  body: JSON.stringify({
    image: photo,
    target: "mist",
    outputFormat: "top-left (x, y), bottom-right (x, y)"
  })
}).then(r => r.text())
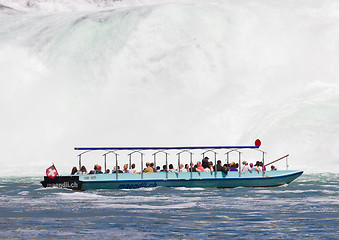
top-left (1, 0), bottom-right (339, 176)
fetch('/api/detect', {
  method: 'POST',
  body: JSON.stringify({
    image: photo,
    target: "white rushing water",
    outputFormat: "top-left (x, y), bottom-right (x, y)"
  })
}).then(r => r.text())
top-left (1, 0), bottom-right (339, 175)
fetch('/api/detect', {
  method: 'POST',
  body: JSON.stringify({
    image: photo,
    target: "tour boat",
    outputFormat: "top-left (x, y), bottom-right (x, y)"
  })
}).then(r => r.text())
top-left (40, 140), bottom-right (303, 190)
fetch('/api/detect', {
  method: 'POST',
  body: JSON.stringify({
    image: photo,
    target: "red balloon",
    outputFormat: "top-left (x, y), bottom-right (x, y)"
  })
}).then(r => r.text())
top-left (255, 139), bottom-right (261, 147)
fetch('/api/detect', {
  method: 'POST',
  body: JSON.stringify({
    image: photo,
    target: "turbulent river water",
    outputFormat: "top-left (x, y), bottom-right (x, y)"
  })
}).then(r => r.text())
top-left (0, 174), bottom-right (338, 239)
top-left (1, 0), bottom-right (339, 238)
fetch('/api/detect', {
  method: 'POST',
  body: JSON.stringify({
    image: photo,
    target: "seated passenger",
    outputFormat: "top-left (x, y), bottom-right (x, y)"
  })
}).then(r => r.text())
top-left (196, 161), bottom-right (204, 172)
top-left (185, 164), bottom-right (190, 172)
top-left (160, 165), bottom-right (167, 172)
top-left (156, 166), bottom-right (161, 172)
top-left (150, 162), bottom-right (156, 172)
top-left (216, 160), bottom-right (227, 174)
top-left (96, 165), bottom-right (103, 174)
top-left (202, 157), bottom-right (209, 168)
top-left (189, 163), bottom-right (197, 172)
top-left (229, 162), bottom-right (238, 171)
top-left (105, 169), bottom-right (110, 174)
top-left (256, 161), bottom-right (266, 171)
top-left (93, 164), bottom-right (98, 174)
top-left (77, 165), bottom-right (87, 174)
top-left (88, 170), bottom-right (94, 174)
top-left (254, 161), bottom-right (261, 172)
top-left (241, 161), bottom-right (251, 172)
top-left (202, 158), bottom-right (209, 171)
top-left (123, 164), bottom-right (129, 173)
top-left (71, 166), bottom-right (78, 175)
top-left (208, 161), bottom-right (214, 172)
top-left (179, 164), bottom-right (186, 172)
top-left (249, 163), bottom-right (254, 171)
top-left (130, 163), bottom-right (137, 173)
top-left (112, 166), bottom-right (123, 173)
top-left (143, 163), bottom-right (154, 173)
top-left (271, 165), bottom-right (277, 171)
top-left (168, 164), bottom-right (176, 172)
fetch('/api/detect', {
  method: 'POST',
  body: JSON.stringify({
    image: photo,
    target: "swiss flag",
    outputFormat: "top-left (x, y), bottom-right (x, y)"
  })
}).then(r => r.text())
top-left (46, 164), bottom-right (58, 179)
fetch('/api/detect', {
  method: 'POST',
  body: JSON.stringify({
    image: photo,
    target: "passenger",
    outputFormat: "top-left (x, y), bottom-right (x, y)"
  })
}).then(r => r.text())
top-left (156, 166), bottom-right (161, 172)
top-left (150, 162), bottom-right (156, 172)
top-left (254, 161), bottom-right (261, 172)
top-left (96, 165), bottom-right (103, 174)
top-left (93, 164), bottom-right (98, 174)
top-left (160, 165), bottom-right (167, 172)
top-left (249, 163), bottom-right (254, 171)
top-left (185, 164), bottom-right (190, 172)
top-left (202, 157), bottom-right (209, 168)
top-left (208, 161), bottom-right (214, 172)
top-left (229, 162), bottom-right (238, 171)
top-left (88, 170), bottom-right (94, 174)
top-left (71, 166), bottom-right (78, 175)
top-left (196, 161), bottom-right (204, 172)
top-left (179, 164), bottom-right (186, 172)
top-left (202, 157), bottom-right (209, 170)
top-left (112, 166), bottom-right (123, 173)
top-left (189, 163), bottom-right (197, 172)
top-left (168, 164), bottom-right (176, 172)
top-left (256, 161), bottom-right (266, 171)
top-left (224, 163), bottom-right (230, 172)
top-left (204, 165), bottom-right (211, 172)
top-left (144, 162), bottom-right (150, 172)
top-left (105, 169), bottom-right (110, 174)
top-left (78, 165), bottom-right (87, 174)
top-left (271, 165), bottom-right (277, 171)
top-left (216, 160), bottom-right (227, 174)
top-left (130, 163), bottom-right (137, 173)
top-left (117, 166), bottom-right (123, 173)
top-left (123, 164), bottom-right (129, 173)
top-left (143, 163), bottom-right (154, 173)
top-left (241, 161), bottom-right (251, 172)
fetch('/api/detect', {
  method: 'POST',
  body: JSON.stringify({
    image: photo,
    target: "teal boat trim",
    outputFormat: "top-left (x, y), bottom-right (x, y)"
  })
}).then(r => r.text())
top-left (86, 171), bottom-right (303, 184)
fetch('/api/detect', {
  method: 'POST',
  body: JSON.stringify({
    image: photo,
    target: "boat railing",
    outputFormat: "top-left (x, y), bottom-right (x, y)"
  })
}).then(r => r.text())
top-left (74, 143), bottom-right (266, 178)
top-left (152, 150), bottom-right (169, 179)
top-left (77, 150), bottom-right (93, 170)
top-left (201, 149), bottom-right (218, 177)
top-left (225, 149), bottom-right (242, 177)
top-left (128, 151), bottom-right (144, 179)
top-left (254, 149), bottom-right (267, 177)
top-left (264, 154), bottom-right (289, 170)
top-left (176, 150), bottom-right (194, 179)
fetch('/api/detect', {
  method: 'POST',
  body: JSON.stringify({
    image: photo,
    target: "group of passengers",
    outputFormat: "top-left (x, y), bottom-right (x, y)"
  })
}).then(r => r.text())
top-left (71, 157), bottom-right (277, 175)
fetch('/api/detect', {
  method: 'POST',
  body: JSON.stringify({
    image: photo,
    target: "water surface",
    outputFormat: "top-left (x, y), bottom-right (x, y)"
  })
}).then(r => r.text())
top-left (0, 173), bottom-right (338, 239)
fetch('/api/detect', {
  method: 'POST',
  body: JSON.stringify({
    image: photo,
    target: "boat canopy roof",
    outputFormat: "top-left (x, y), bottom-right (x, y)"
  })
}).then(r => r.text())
top-left (74, 145), bottom-right (259, 151)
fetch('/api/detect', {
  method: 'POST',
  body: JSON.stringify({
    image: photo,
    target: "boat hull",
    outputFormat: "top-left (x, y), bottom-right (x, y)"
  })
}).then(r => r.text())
top-left (41, 170), bottom-right (303, 190)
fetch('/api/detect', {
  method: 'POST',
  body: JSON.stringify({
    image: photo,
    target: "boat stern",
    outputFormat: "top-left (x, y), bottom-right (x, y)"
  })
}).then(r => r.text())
top-left (41, 175), bottom-right (83, 190)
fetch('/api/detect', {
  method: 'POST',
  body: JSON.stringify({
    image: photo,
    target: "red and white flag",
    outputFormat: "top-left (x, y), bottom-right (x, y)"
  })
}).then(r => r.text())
top-left (46, 164), bottom-right (58, 179)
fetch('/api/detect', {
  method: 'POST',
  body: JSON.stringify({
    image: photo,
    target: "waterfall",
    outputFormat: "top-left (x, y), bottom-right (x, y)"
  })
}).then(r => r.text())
top-left (1, 0), bottom-right (339, 175)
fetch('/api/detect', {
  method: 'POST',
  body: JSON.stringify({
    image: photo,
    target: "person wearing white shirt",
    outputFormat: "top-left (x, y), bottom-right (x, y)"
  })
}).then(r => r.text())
top-left (241, 161), bottom-right (252, 172)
